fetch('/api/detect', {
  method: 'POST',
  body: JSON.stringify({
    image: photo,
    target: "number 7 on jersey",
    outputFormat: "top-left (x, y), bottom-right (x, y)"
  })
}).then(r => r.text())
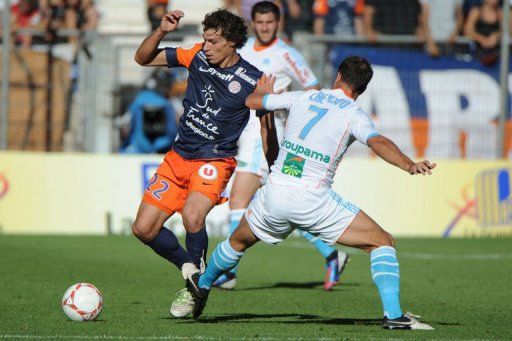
top-left (298, 105), bottom-right (329, 140)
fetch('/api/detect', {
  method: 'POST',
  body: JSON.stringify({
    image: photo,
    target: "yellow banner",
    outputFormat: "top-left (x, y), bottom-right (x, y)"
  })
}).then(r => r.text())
top-left (0, 152), bottom-right (161, 234)
top-left (331, 160), bottom-right (512, 237)
top-left (0, 152), bottom-right (510, 237)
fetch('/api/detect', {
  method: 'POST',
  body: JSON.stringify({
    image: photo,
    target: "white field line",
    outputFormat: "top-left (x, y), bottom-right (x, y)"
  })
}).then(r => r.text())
top-left (282, 241), bottom-right (512, 260)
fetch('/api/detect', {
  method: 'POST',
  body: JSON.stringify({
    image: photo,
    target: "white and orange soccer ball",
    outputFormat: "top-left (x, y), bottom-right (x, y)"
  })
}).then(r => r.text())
top-left (61, 283), bottom-right (103, 321)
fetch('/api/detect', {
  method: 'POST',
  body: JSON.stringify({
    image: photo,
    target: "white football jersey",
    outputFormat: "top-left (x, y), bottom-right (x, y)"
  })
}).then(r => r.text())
top-left (239, 37), bottom-right (319, 91)
top-left (263, 89), bottom-right (379, 187)
top-left (238, 37), bottom-right (319, 145)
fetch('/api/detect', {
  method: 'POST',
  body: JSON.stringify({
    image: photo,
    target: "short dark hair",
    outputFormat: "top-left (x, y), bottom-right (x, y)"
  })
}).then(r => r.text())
top-left (337, 56), bottom-right (373, 95)
top-left (202, 9), bottom-right (248, 49)
top-left (251, 1), bottom-right (281, 21)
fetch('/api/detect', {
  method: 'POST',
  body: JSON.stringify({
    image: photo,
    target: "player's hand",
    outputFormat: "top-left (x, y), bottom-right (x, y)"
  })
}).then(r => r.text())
top-left (159, 10), bottom-right (184, 33)
top-left (255, 74), bottom-right (278, 95)
top-left (408, 160), bottom-right (436, 175)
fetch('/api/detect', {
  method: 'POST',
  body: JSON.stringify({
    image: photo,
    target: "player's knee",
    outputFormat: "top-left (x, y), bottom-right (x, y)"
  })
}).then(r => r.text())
top-left (373, 231), bottom-right (394, 249)
top-left (386, 232), bottom-right (395, 247)
top-left (132, 219), bottom-right (158, 242)
top-left (182, 207), bottom-right (205, 233)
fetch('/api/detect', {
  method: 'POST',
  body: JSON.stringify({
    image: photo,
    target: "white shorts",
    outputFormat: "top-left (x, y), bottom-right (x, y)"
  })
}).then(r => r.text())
top-left (236, 111), bottom-right (285, 180)
top-left (245, 183), bottom-right (360, 246)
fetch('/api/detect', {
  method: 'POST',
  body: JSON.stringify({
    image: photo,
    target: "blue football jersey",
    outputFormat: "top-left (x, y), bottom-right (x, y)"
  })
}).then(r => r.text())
top-left (165, 43), bottom-right (263, 160)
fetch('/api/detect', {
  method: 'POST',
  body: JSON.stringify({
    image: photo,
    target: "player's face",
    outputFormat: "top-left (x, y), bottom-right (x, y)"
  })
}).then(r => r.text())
top-left (202, 28), bottom-right (236, 65)
top-left (252, 12), bottom-right (279, 46)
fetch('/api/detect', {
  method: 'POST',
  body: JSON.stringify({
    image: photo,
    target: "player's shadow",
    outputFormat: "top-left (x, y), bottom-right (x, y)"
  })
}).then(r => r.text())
top-left (176, 313), bottom-right (380, 325)
top-left (237, 281), bottom-right (361, 291)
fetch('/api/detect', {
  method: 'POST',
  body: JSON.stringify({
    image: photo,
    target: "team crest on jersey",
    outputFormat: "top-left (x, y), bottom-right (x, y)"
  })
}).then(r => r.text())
top-left (199, 164), bottom-right (218, 180)
top-left (228, 81), bottom-right (241, 94)
top-left (282, 152), bottom-right (305, 178)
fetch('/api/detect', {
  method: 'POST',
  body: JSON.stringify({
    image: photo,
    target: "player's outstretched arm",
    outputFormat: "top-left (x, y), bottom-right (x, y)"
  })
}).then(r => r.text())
top-left (134, 10), bottom-right (184, 66)
top-left (367, 135), bottom-right (437, 175)
top-left (245, 74), bottom-right (277, 109)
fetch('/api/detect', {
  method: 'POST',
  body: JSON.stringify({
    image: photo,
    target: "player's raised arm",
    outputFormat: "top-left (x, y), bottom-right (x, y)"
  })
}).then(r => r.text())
top-left (134, 10), bottom-right (184, 66)
top-left (246, 74), bottom-right (303, 111)
top-left (367, 135), bottom-right (437, 175)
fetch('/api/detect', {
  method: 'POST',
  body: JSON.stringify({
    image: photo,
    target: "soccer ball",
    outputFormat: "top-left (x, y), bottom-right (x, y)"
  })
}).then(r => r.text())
top-left (61, 283), bottom-right (103, 321)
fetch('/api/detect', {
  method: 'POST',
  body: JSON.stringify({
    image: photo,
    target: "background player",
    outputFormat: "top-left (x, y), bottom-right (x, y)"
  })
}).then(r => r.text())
top-left (131, 8), bottom-right (277, 318)
top-left (180, 56), bottom-right (436, 330)
top-left (214, 1), bottom-right (349, 291)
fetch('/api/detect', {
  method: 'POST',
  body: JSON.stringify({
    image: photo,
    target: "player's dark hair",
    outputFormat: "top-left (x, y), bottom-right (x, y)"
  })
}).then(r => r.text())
top-left (251, 1), bottom-right (280, 21)
top-left (337, 56), bottom-right (373, 95)
top-left (202, 9), bottom-right (248, 49)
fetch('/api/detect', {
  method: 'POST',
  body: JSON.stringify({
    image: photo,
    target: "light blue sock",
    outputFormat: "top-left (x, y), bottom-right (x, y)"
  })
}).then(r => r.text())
top-left (227, 209), bottom-right (245, 274)
top-left (300, 231), bottom-right (336, 259)
top-left (370, 246), bottom-right (403, 319)
top-left (199, 240), bottom-right (244, 289)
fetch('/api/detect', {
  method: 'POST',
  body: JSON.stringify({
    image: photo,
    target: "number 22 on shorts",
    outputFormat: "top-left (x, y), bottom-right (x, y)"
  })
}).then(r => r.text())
top-left (146, 175), bottom-right (169, 200)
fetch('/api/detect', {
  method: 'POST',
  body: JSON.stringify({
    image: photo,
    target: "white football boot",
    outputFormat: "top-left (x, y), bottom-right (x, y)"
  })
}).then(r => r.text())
top-left (169, 263), bottom-right (200, 318)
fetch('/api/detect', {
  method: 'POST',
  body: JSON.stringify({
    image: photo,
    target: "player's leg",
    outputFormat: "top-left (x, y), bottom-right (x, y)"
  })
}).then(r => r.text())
top-left (299, 230), bottom-right (349, 291)
top-left (182, 157), bottom-right (237, 271)
top-left (132, 200), bottom-right (196, 318)
top-left (181, 191), bottom-right (214, 269)
top-left (337, 210), bottom-right (433, 330)
top-left (300, 230), bottom-right (336, 259)
top-left (171, 158), bottom-right (238, 317)
top-left (178, 216), bottom-right (260, 319)
top-left (200, 216), bottom-right (260, 290)
top-left (168, 192), bottom-right (214, 318)
top-left (136, 151), bottom-right (200, 272)
top-left (177, 183), bottom-right (290, 318)
top-left (138, 166), bottom-right (200, 319)
top-left (213, 171), bottom-right (261, 289)
top-left (132, 201), bottom-right (191, 269)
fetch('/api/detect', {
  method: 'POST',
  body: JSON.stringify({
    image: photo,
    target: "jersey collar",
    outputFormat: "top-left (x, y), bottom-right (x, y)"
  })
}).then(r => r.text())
top-left (253, 38), bottom-right (279, 52)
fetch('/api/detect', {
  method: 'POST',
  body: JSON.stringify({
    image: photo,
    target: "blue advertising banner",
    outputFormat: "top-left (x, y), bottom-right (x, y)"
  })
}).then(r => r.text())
top-left (329, 45), bottom-right (512, 159)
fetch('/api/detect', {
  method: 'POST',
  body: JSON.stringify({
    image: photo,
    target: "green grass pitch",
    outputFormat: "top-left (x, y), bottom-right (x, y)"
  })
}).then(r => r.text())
top-left (1, 235), bottom-right (511, 340)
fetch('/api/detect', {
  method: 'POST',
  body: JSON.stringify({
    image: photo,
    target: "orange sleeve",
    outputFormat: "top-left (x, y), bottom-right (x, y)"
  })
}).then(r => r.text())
top-left (176, 43), bottom-right (203, 68)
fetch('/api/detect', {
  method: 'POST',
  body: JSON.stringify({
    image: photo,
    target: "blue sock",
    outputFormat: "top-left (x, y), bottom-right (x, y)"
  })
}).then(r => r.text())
top-left (370, 246), bottom-right (403, 319)
top-left (300, 230), bottom-right (336, 259)
top-left (199, 240), bottom-right (244, 289)
top-left (186, 228), bottom-right (208, 268)
top-left (145, 228), bottom-right (190, 270)
top-left (227, 209), bottom-right (245, 275)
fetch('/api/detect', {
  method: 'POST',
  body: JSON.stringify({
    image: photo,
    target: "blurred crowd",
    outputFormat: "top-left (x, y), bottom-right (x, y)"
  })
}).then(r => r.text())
top-left (1, 0), bottom-right (99, 47)
top-left (219, 0), bottom-right (509, 63)
top-left (3, 0), bottom-right (509, 59)
top-left (143, 0), bottom-right (512, 62)
top-left (3, 0), bottom-right (510, 154)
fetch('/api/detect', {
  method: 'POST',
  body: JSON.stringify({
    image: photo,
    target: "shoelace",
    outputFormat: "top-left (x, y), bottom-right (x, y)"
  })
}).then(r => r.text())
top-left (175, 289), bottom-right (193, 304)
top-left (200, 257), bottom-right (206, 274)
